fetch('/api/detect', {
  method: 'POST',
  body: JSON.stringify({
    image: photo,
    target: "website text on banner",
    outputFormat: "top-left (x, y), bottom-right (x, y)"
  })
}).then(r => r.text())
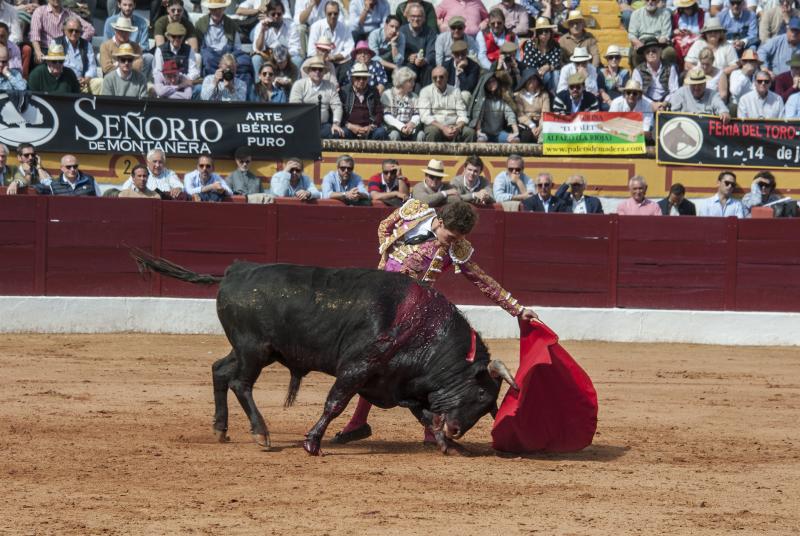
top-left (541, 112), bottom-right (646, 156)
top-left (0, 93), bottom-right (322, 159)
top-left (657, 112), bottom-right (800, 169)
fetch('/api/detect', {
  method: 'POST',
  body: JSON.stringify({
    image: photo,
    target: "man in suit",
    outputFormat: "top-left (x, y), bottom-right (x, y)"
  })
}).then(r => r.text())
top-left (657, 183), bottom-right (696, 216)
top-left (521, 172), bottom-right (570, 213)
top-left (555, 174), bottom-right (604, 214)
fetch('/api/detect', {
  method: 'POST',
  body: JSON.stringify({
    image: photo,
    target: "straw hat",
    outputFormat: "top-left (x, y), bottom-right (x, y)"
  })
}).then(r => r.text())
top-left (674, 0), bottom-right (697, 8)
top-left (303, 56), bottom-right (325, 72)
top-left (351, 40), bottom-right (375, 60)
top-left (113, 43), bottom-right (140, 58)
top-left (604, 45), bottom-right (623, 58)
top-left (111, 16), bottom-right (136, 32)
top-left (622, 79), bottom-right (643, 93)
top-left (570, 46), bottom-right (592, 62)
top-left (684, 67), bottom-right (709, 85)
top-left (165, 22), bottom-right (186, 36)
top-left (566, 9), bottom-right (584, 23)
top-left (567, 72), bottom-right (586, 86)
top-left (448, 15), bottom-right (466, 28)
top-left (350, 62), bottom-right (370, 78)
top-left (700, 17), bottom-right (725, 34)
top-left (451, 39), bottom-right (468, 53)
top-left (203, 0), bottom-right (231, 8)
top-left (315, 35), bottom-right (334, 52)
top-left (422, 159), bottom-right (446, 178)
top-left (533, 17), bottom-right (556, 31)
top-left (42, 43), bottom-right (66, 61)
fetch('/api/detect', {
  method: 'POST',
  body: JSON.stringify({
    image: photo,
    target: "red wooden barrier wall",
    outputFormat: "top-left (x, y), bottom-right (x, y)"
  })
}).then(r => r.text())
top-left (1, 196), bottom-right (799, 312)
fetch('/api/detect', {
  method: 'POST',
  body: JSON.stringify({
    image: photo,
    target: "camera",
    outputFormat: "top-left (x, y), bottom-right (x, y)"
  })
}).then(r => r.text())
top-left (222, 69), bottom-right (234, 81)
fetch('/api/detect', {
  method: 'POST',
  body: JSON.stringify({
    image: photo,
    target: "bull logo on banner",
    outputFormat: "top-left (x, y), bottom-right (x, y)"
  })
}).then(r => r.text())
top-left (659, 116), bottom-right (703, 160)
top-left (0, 94), bottom-right (59, 147)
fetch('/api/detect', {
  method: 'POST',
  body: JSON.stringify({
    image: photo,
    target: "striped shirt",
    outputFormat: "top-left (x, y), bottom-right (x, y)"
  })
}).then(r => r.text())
top-left (29, 5), bottom-right (94, 47)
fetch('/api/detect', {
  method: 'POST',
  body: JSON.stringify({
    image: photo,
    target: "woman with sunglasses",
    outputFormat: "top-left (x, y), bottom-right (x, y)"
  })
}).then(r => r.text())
top-left (598, 45), bottom-right (629, 110)
top-left (248, 61), bottom-right (287, 102)
top-left (521, 17), bottom-right (561, 92)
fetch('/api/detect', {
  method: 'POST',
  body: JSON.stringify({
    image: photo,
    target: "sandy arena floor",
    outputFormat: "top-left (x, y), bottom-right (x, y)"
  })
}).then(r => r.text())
top-left (0, 334), bottom-right (798, 535)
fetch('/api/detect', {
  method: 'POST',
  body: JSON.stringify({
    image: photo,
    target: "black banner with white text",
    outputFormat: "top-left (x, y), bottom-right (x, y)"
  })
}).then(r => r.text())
top-left (0, 93), bottom-right (322, 159)
top-left (656, 112), bottom-right (800, 169)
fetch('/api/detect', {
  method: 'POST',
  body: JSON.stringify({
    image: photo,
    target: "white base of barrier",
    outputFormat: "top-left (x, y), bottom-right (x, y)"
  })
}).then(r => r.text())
top-left (1, 296), bottom-right (798, 346)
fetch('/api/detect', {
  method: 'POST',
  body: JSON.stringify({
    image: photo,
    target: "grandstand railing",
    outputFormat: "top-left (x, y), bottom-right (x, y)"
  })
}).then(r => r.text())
top-left (1, 195), bottom-right (798, 312)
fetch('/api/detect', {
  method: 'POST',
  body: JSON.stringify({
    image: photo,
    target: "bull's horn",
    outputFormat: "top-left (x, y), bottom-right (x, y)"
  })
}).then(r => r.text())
top-left (488, 360), bottom-right (519, 391)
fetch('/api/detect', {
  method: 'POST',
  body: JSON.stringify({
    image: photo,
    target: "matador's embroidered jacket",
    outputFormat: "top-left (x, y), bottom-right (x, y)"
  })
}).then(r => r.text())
top-left (377, 199), bottom-right (524, 316)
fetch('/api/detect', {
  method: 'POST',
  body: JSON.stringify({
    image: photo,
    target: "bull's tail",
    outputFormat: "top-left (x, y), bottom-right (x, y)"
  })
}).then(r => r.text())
top-left (284, 371), bottom-right (303, 408)
top-left (131, 247), bottom-right (223, 285)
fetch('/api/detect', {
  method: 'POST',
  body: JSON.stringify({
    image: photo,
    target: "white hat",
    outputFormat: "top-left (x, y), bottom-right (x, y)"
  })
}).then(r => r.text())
top-left (111, 16), bottom-right (136, 32)
top-left (421, 159), bottom-right (447, 178)
top-left (570, 47), bottom-right (592, 62)
top-left (203, 0), bottom-right (231, 8)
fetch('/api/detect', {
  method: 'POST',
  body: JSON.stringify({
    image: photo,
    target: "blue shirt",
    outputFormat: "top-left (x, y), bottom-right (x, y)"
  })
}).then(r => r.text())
top-left (103, 14), bottom-right (151, 49)
top-left (718, 8), bottom-right (758, 48)
top-left (758, 34), bottom-right (800, 76)
top-left (698, 194), bottom-right (747, 218)
top-left (0, 68), bottom-right (26, 91)
top-left (247, 85), bottom-right (287, 103)
top-left (369, 27), bottom-right (406, 66)
top-left (492, 171), bottom-right (534, 203)
top-left (785, 92), bottom-right (800, 118)
top-left (269, 171), bottom-right (321, 198)
top-left (183, 170), bottom-right (233, 196)
top-left (321, 170), bottom-right (367, 198)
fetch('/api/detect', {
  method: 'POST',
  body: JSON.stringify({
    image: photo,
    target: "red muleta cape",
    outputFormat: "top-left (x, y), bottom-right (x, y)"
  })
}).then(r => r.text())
top-left (491, 319), bottom-right (598, 453)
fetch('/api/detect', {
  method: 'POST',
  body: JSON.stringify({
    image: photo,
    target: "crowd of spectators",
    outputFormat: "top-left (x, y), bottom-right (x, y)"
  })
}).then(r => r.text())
top-left (6, 0), bottom-right (800, 142)
top-left (2, 143), bottom-right (794, 216)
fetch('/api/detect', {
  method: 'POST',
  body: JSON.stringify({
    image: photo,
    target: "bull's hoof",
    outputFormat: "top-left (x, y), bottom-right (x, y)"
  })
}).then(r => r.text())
top-left (253, 433), bottom-right (271, 450)
top-left (442, 439), bottom-right (469, 456)
top-left (330, 424), bottom-right (372, 444)
top-left (303, 439), bottom-right (322, 456)
top-left (213, 428), bottom-right (230, 443)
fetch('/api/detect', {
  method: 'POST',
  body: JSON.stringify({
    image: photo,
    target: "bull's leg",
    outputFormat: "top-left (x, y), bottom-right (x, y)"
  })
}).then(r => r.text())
top-left (228, 354), bottom-right (270, 450)
top-left (211, 351), bottom-right (238, 442)
top-left (303, 377), bottom-right (359, 456)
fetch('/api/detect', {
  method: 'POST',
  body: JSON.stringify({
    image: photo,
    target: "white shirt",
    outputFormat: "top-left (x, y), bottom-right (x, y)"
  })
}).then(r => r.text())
top-left (557, 63), bottom-right (599, 95)
top-left (294, 0), bottom-right (344, 27)
top-left (402, 214), bottom-right (435, 242)
top-left (608, 94), bottom-right (655, 132)
top-left (728, 69), bottom-right (755, 104)
top-left (120, 169), bottom-right (183, 192)
top-left (252, 19), bottom-right (302, 58)
top-left (685, 41), bottom-right (739, 71)
top-left (154, 46), bottom-right (200, 80)
top-left (572, 196), bottom-right (587, 214)
top-left (238, 0), bottom-right (292, 17)
top-left (306, 18), bottom-right (354, 58)
top-left (183, 170), bottom-right (233, 196)
top-left (737, 89), bottom-right (785, 119)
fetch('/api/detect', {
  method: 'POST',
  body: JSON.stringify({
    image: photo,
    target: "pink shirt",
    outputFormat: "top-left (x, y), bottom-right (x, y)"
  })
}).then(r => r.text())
top-left (435, 0), bottom-right (488, 36)
top-left (617, 197), bottom-right (662, 216)
top-left (29, 4), bottom-right (94, 47)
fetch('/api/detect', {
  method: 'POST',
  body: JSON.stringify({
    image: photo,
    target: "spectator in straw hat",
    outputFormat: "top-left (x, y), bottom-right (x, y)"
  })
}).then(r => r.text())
top-left (553, 72), bottom-right (600, 113)
top-left (28, 43), bottom-right (80, 93)
top-left (774, 51), bottom-right (800, 101)
top-left (598, 44), bottom-right (629, 108)
top-left (289, 55), bottom-right (345, 138)
top-left (154, 22), bottom-right (200, 85)
top-left (557, 46), bottom-right (598, 95)
top-left (684, 17), bottom-right (739, 75)
top-left (102, 43), bottom-right (147, 97)
top-left (369, 14), bottom-right (406, 73)
top-left (411, 159), bottom-right (459, 207)
top-left (154, 0), bottom-right (200, 52)
top-left (718, 0), bottom-right (758, 54)
top-left (301, 35), bottom-right (337, 84)
top-left (609, 79), bottom-right (654, 134)
top-left (443, 39), bottom-right (480, 102)
top-left (738, 71), bottom-right (785, 119)
top-left (521, 17), bottom-right (561, 92)
top-left (559, 9), bottom-right (599, 67)
top-left (29, 0), bottom-right (94, 65)
top-left (631, 36), bottom-right (679, 104)
top-left (103, 0), bottom-right (149, 49)
top-left (99, 17), bottom-right (147, 77)
top-left (434, 15), bottom-right (479, 67)
top-left (337, 39), bottom-right (389, 91)
top-left (154, 58), bottom-right (192, 99)
top-left (759, 16), bottom-right (800, 77)
top-left (339, 62), bottom-right (387, 139)
top-left (729, 48), bottom-right (761, 105)
top-left (667, 67), bottom-right (730, 121)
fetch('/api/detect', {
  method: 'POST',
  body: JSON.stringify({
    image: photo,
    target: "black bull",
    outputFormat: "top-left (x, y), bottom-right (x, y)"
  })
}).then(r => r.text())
top-left (132, 251), bottom-right (518, 455)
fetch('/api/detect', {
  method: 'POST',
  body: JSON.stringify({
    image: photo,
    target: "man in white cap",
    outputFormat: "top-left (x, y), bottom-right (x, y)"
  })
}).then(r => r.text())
top-left (103, 0), bottom-right (149, 49)
top-left (737, 70), bottom-right (785, 119)
top-left (559, 10), bottom-right (599, 67)
top-left (101, 43), bottom-right (147, 97)
top-left (29, 0), bottom-right (94, 65)
top-left (28, 43), bottom-right (80, 93)
top-left (557, 46), bottom-right (598, 94)
top-left (609, 79), bottom-right (654, 134)
top-left (99, 17), bottom-right (148, 78)
top-left (411, 158), bottom-right (459, 207)
top-left (289, 55), bottom-right (345, 138)
top-left (668, 67), bottom-right (731, 122)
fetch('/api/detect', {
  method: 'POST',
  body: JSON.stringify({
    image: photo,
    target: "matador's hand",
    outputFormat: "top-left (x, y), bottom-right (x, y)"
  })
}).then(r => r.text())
top-left (520, 308), bottom-right (540, 323)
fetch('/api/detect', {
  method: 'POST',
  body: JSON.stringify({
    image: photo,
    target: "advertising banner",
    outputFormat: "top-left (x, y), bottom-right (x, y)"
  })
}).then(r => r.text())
top-left (541, 112), bottom-right (646, 156)
top-left (0, 92), bottom-right (322, 159)
top-left (656, 112), bottom-right (800, 169)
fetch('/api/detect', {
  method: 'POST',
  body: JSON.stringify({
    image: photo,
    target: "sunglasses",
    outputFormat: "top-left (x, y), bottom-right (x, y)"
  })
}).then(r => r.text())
top-left (537, 182), bottom-right (552, 188)
top-left (198, 164), bottom-right (212, 168)
top-left (507, 167), bottom-right (521, 172)
top-left (607, 55), bottom-right (621, 60)
top-left (338, 166), bottom-right (353, 171)
top-left (21, 152), bottom-right (35, 158)
top-left (289, 168), bottom-right (301, 174)
top-left (261, 71), bottom-right (274, 76)
top-left (722, 180), bottom-right (735, 187)
top-left (238, 159), bottom-right (251, 163)
top-left (759, 182), bottom-right (775, 188)
top-left (383, 169), bottom-right (398, 175)
top-left (624, 91), bottom-right (640, 96)
top-left (756, 79), bottom-right (771, 84)
top-left (66, 28), bottom-right (80, 33)
top-left (119, 58), bottom-right (134, 64)
top-left (569, 84), bottom-right (583, 89)
top-left (64, 164), bottom-right (79, 169)
top-left (309, 67), bottom-right (324, 72)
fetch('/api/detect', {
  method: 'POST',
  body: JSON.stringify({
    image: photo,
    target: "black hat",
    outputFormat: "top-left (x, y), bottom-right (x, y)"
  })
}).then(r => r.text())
top-left (636, 35), bottom-right (668, 53)
top-left (515, 68), bottom-right (542, 92)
